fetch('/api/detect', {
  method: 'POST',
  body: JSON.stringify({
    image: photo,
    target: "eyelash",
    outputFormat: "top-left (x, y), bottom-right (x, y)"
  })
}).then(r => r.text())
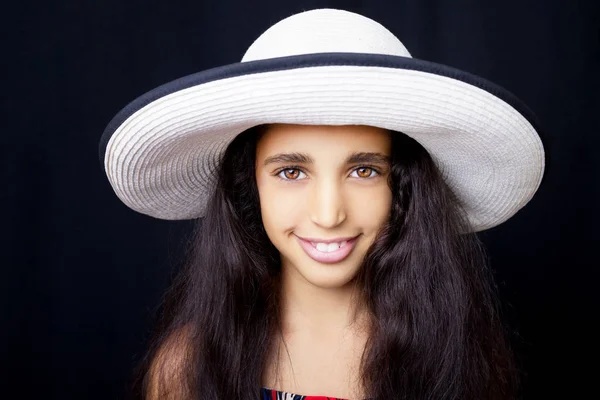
top-left (274, 165), bottom-right (381, 181)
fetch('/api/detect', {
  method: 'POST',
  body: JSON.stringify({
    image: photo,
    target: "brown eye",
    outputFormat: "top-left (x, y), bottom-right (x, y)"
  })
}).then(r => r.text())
top-left (353, 167), bottom-right (377, 178)
top-left (284, 169), bottom-right (299, 179)
top-left (277, 168), bottom-right (306, 180)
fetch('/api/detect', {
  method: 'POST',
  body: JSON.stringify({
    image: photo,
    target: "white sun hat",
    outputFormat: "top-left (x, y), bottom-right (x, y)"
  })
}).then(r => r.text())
top-left (99, 8), bottom-right (546, 232)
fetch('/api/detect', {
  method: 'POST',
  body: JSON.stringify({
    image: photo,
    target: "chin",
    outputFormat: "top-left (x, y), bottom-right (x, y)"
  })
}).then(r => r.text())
top-left (293, 255), bottom-right (363, 289)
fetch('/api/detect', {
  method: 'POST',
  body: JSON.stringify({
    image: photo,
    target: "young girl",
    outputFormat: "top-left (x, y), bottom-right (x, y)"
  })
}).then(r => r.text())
top-left (99, 8), bottom-right (546, 400)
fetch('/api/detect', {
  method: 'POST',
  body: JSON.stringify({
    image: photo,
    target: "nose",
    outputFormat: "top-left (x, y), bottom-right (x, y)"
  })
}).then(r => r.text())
top-left (308, 178), bottom-right (347, 228)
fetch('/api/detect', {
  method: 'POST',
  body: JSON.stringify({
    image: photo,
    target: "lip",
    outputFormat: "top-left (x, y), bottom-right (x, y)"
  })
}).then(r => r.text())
top-left (294, 234), bottom-right (360, 264)
top-left (296, 235), bottom-right (358, 244)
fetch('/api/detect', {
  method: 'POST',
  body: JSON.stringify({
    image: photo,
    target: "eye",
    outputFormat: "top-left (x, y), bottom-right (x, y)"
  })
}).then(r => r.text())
top-left (277, 168), bottom-right (307, 181)
top-left (350, 166), bottom-right (379, 178)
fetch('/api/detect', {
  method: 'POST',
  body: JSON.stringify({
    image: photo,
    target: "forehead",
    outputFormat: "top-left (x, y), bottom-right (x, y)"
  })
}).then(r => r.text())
top-left (256, 124), bottom-right (391, 156)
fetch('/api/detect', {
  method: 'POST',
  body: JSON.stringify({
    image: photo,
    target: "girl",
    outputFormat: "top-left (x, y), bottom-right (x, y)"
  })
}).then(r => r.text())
top-left (99, 8), bottom-right (546, 400)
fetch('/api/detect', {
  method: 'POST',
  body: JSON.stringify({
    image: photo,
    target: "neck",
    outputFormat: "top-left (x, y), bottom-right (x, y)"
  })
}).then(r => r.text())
top-left (278, 264), bottom-right (370, 338)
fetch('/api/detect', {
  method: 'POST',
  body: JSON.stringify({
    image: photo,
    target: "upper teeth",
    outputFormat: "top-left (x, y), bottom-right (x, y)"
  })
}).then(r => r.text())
top-left (313, 241), bottom-right (348, 252)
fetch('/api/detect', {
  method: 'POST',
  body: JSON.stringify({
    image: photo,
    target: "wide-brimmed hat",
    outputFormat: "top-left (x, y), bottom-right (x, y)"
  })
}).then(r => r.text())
top-left (99, 8), bottom-right (546, 232)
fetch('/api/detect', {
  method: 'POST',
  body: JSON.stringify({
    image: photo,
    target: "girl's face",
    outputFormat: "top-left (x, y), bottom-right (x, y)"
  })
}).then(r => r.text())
top-left (255, 124), bottom-right (392, 289)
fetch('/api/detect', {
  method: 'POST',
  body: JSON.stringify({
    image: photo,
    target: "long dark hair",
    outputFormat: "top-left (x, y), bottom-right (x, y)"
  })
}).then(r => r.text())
top-left (130, 124), bottom-right (519, 399)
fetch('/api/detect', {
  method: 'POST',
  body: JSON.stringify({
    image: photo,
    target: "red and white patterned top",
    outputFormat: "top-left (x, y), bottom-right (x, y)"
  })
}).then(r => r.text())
top-left (261, 387), bottom-right (366, 399)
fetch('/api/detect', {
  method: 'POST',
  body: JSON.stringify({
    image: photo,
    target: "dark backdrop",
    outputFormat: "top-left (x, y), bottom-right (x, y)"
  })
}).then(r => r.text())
top-left (4, 0), bottom-right (598, 398)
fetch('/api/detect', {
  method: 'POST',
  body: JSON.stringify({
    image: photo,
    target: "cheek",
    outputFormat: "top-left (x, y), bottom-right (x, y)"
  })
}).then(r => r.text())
top-left (348, 184), bottom-right (392, 229)
top-left (257, 179), bottom-right (304, 234)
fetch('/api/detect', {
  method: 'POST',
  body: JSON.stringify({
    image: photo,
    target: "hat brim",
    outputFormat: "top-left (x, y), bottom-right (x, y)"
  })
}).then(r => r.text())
top-left (99, 52), bottom-right (546, 232)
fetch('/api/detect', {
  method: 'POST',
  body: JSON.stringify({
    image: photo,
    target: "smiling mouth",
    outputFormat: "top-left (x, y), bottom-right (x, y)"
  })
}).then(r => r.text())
top-left (294, 234), bottom-right (360, 263)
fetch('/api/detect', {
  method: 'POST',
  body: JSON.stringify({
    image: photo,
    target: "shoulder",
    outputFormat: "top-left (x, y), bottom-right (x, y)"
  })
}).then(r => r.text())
top-left (145, 325), bottom-right (196, 400)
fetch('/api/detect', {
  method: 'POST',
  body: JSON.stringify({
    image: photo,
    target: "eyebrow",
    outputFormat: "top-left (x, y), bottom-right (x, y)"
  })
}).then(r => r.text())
top-left (262, 151), bottom-right (390, 166)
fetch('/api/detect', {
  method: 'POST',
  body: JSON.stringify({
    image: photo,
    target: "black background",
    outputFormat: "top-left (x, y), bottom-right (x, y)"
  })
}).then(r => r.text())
top-left (4, 0), bottom-right (598, 398)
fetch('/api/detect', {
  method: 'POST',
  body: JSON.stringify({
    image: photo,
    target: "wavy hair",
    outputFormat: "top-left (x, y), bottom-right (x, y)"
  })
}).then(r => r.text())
top-left (129, 124), bottom-right (518, 399)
